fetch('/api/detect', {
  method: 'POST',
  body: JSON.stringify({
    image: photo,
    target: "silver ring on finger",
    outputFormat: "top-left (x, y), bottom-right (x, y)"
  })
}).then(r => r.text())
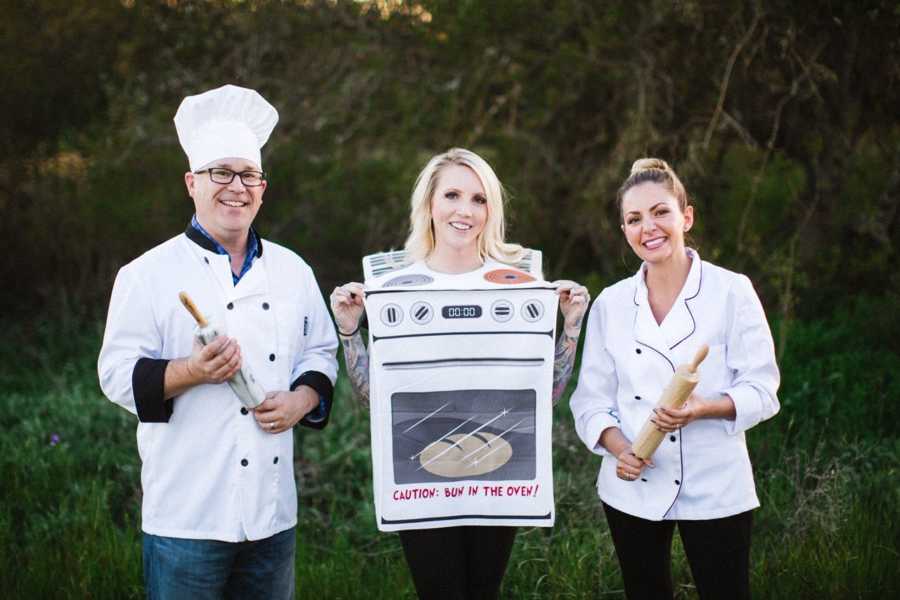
top-left (269, 422), bottom-right (276, 431)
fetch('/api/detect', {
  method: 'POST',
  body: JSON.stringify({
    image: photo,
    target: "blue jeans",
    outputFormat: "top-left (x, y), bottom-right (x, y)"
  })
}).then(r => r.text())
top-left (143, 527), bottom-right (296, 600)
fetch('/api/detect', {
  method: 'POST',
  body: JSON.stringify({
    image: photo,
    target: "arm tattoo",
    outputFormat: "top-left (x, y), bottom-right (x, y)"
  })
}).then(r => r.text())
top-left (552, 329), bottom-right (579, 405)
top-left (340, 331), bottom-right (370, 407)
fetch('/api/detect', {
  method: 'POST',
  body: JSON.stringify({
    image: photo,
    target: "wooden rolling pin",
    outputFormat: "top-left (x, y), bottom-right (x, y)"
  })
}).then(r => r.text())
top-left (178, 291), bottom-right (266, 409)
top-left (632, 344), bottom-right (709, 460)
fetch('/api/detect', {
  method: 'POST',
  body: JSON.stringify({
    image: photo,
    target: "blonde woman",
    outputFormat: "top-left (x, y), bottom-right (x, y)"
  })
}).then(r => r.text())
top-left (571, 159), bottom-right (780, 600)
top-left (331, 148), bottom-right (589, 599)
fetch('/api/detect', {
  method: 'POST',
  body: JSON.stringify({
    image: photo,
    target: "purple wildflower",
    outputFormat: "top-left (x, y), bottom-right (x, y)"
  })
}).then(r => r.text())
top-left (50, 433), bottom-right (60, 446)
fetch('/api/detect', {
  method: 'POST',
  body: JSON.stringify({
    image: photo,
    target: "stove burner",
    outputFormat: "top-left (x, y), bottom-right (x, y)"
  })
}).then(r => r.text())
top-left (484, 269), bottom-right (536, 284)
top-left (383, 273), bottom-right (434, 287)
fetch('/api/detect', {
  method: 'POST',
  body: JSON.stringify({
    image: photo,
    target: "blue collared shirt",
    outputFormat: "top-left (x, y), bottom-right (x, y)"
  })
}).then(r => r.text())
top-left (190, 215), bottom-right (260, 284)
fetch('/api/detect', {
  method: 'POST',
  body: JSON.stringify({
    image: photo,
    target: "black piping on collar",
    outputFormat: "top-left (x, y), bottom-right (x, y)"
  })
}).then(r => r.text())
top-left (184, 224), bottom-right (264, 258)
top-left (631, 250), bottom-right (702, 306)
top-left (631, 257), bottom-right (704, 351)
top-left (669, 259), bottom-right (703, 350)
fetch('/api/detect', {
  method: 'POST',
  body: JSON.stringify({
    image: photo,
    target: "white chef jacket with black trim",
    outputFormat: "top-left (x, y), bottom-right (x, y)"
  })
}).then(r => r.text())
top-left (570, 249), bottom-right (780, 521)
top-left (98, 226), bottom-right (338, 541)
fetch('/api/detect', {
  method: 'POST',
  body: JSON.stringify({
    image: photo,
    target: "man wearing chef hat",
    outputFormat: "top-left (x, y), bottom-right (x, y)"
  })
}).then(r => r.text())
top-left (98, 84), bottom-right (338, 598)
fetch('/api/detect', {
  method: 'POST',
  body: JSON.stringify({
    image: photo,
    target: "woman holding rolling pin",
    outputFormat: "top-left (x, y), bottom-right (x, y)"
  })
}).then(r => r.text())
top-left (331, 147), bottom-right (589, 599)
top-left (570, 158), bottom-right (780, 600)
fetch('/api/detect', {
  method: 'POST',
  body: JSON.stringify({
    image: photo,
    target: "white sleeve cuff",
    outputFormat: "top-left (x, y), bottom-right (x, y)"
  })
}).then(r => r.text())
top-left (721, 386), bottom-right (761, 435)
top-left (582, 413), bottom-right (621, 457)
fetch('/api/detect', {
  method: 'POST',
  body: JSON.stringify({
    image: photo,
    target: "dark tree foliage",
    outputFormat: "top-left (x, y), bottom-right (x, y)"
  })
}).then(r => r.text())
top-left (3, 0), bottom-right (898, 334)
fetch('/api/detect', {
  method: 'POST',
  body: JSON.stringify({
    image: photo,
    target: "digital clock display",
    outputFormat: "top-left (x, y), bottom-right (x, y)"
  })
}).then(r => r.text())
top-left (441, 305), bottom-right (483, 319)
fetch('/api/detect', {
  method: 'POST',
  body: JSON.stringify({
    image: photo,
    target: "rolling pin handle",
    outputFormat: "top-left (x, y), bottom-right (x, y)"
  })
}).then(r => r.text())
top-left (688, 344), bottom-right (709, 373)
top-left (178, 291), bottom-right (209, 328)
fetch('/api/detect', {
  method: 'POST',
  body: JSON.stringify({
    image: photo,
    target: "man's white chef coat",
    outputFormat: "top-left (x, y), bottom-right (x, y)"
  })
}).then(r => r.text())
top-left (570, 249), bottom-right (779, 521)
top-left (98, 226), bottom-right (338, 541)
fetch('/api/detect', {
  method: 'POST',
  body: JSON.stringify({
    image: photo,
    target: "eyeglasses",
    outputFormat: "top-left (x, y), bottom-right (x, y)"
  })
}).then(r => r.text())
top-left (195, 167), bottom-right (266, 187)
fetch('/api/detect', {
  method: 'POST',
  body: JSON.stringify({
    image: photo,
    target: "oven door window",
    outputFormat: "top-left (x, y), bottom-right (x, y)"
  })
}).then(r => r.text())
top-left (391, 388), bottom-right (536, 484)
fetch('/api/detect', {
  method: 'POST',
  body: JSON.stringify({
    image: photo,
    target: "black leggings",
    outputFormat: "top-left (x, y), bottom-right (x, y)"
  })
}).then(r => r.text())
top-left (398, 526), bottom-right (518, 600)
top-left (603, 503), bottom-right (753, 600)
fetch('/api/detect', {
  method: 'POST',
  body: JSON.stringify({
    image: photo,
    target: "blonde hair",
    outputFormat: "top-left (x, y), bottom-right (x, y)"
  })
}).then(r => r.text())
top-left (616, 158), bottom-right (689, 221)
top-left (404, 147), bottom-right (523, 264)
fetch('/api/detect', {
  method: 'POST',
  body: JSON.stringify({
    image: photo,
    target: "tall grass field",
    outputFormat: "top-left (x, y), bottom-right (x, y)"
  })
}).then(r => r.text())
top-left (1, 297), bottom-right (898, 598)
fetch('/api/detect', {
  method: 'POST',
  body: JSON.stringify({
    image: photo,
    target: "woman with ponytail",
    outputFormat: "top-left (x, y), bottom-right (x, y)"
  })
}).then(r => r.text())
top-left (570, 159), bottom-right (780, 600)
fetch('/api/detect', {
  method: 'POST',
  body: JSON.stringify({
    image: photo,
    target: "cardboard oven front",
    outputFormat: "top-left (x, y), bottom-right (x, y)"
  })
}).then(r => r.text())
top-left (366, 287), bottom-right (557, 531)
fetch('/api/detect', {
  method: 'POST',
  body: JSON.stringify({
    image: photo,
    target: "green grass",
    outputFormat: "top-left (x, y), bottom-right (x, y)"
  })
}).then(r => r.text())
top-left (1, 298), bottom-right (898, 598)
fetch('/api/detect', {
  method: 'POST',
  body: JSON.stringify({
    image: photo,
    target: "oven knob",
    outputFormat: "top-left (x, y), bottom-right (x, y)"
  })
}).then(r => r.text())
top-left (491, 299), bottom-right (514, 323)
top-left (521, 299), bottom-right (544, 322)
top-left (380, 303), bottom-right (403, 326)
top-left (410, 301), bottom-right (433, 325)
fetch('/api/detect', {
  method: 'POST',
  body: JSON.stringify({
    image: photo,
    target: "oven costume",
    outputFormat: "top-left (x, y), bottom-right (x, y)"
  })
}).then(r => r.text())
top-left (362, 250), bottom-right (557, 531)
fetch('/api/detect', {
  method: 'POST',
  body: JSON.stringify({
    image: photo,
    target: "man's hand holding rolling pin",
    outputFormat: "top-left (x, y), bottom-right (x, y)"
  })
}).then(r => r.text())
top-left (164, 337), bottom-right (243, 398)
top-left (254, 388), bottom-right (320, 435)
top-left (164, 337), bottom-right (320, 435)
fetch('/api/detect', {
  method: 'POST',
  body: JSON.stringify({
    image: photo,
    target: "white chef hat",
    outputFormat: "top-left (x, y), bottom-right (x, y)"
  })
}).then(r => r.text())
top-left (174, 84), bottom-right (279, 172)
